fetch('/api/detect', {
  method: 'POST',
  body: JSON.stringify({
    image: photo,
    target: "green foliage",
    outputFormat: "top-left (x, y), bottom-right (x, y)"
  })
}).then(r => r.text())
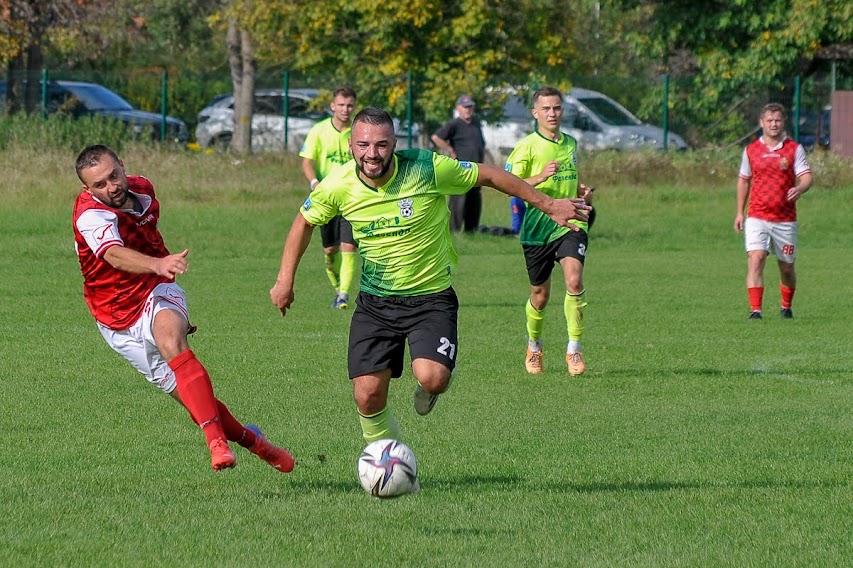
top-left (614, 0), bottom-right (853, 145)
top-left (1, 148), bottom-right (851, 566)
top-left (245, 0), bottom-right (597, 125)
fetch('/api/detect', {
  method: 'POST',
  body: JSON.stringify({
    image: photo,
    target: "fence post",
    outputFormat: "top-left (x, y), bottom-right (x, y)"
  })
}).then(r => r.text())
top-left (283, 72), bottom-right (290, 151)
top-left (406, 70), bottom-right (413, 149)
top-left (161, 68), bottom-right (168, 143)
top-left (793, 75), bottom-right (801, 142)
top-left (41, 68), bottom-right (48, 120)
top-left (662, 74), bottom-right (670, 151)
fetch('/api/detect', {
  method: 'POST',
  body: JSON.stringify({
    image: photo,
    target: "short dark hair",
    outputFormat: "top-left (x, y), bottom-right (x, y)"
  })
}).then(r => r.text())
top-left (333, 87), bottom-right (357, 100)
top-left (75, 145), bottom-right (121, 181)
top-left (532, 86), bottom-right (564, 105)
top-left (353, 107), bottom-right (394, 131)
top-left (760, 103), bottom-right (786, 119)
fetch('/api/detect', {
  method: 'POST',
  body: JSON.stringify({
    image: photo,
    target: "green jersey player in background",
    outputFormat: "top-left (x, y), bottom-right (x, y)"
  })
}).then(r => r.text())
top-left (300, 87), bottom-right (358, 309)
top-left (506, 86), bottom-right (596, 377)
top-left (271, 108), bottom-right (589, 456)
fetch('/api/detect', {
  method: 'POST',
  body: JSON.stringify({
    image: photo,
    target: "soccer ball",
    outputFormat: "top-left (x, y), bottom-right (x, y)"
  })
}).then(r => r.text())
top-left (357, 439), bottom-right (419, 498)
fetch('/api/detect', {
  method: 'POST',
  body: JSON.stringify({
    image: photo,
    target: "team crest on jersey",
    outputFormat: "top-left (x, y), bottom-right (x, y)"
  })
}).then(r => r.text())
top-left (459, 161), bottom-right (473, 169)
top-left (779, 157), bottom-right (789, 170)
top-left (398, 198), bottom-right (414, 219)
top-left (302, 196), bottom-right (312, 210)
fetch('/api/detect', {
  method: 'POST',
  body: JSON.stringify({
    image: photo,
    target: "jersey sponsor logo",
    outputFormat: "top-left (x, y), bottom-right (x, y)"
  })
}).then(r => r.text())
top-left (302, 196), bottom-right (312, 210)
top-left (137, 213), bottom-right (156, 227)
top-left (398, 198), bottom-right (414, 219)
top-left (329, 150), bottom-right (351, 165)
top-left (358, 216), bottom-right (410, 238)
top-left (459, 161), bottom-right (473, 169)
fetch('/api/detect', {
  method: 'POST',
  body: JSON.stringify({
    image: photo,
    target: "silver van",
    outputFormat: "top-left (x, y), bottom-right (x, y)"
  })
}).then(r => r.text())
top-left (481, 87), bottom-right (687, 164)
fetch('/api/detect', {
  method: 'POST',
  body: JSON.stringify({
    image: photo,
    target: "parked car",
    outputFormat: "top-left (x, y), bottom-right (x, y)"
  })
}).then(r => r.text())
top-left (195, 88), bottom-right (421, 153)
top-left (796, 107), bottom-right (831, 150)
top-left (0, 80), bottom-right (188, 144)
top-left (480, 87), bottom-right (687, 164)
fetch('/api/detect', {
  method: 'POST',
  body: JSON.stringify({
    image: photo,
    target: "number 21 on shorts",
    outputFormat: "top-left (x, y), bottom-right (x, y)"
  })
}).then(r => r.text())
top-left (437, 337), bottom-right (456, 360)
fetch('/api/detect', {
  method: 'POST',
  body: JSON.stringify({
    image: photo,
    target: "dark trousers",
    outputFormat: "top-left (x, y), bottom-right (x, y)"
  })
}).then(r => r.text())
top-left (448, 186), bottom-right (482, 233)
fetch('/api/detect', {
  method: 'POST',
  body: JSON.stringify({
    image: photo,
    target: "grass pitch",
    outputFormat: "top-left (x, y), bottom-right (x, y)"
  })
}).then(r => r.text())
top-left (0, 148), bottom-right (850, 567)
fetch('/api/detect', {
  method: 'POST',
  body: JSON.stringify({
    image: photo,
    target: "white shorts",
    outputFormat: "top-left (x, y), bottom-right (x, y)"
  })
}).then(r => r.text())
top-left (744, 217), bottom-right (798, 263)
top-left (97, 282), bottom-right (191, 394)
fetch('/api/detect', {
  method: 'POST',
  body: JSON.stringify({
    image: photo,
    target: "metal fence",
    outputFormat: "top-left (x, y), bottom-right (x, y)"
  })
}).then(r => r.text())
top-left (2, 65), bottom-right (850, 154)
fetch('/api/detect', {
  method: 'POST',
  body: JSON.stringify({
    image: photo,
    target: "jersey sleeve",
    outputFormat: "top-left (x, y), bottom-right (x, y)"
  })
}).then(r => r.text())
top-left (793, 144), bottom-right (811, 176)
top-left (433, 153), bottom-right (479, 195)
top-left (433, 120), bottom-right (454, 141)
top-left (298, 181), bottom-right (339, 226)
top-left (506, 139), bottom-right (532, 179)
top-left (76, 208), bottom-right (124, 258)
top-left (738, 148), bottom-right (752, 179)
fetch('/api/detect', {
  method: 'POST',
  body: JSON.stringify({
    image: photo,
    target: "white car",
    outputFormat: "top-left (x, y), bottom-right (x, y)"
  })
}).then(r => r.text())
top-left (195, 88), bottom-right (421, 153)
top-left (481, 87), bottom-right (687, 164)
top-left (195, 88), bottom-right (324, 152)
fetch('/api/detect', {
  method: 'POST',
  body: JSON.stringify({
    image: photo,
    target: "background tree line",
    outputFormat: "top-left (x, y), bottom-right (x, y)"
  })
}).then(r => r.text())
top-left (2, 0), bottom-right (851, 153)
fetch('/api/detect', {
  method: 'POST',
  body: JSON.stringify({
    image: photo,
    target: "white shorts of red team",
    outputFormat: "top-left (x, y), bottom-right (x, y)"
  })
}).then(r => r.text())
top-left (96, 282), bottom-right (190, 394)
top-left (744, 217), bottom-right (798, 263)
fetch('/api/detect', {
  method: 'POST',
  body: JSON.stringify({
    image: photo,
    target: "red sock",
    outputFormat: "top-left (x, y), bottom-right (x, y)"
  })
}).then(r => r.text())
top-left (215, 400), bottom-right (257, 448)
top-left (169, 350), bottom-right (226, 445)
top-left (780, 285), bottom-right (795, 310)
top-left (747, 287), bottom-right (764, 312)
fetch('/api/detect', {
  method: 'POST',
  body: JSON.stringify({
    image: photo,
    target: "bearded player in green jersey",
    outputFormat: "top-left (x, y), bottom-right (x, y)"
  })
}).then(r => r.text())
top-left (300, 87), bottom-right (358, 309)
top-left (271, 107), bottom-right (589, 450)
top-left (506, 86), bottom-right (596, 376)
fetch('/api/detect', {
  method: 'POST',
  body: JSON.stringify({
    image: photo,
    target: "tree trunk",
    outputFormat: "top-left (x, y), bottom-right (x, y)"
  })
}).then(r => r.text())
top-left (24, 43), bottom-right (44, 114)
top-left (227, 18), bottom-right (255, 155)
top-left (5, 55), bottom-right (25, 115)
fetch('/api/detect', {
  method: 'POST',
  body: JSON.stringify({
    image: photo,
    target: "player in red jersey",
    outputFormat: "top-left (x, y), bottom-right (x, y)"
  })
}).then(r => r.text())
top-left (734, 103), bottom-right (813, 319)
top-left (73, 145), bottom-right (294, 474)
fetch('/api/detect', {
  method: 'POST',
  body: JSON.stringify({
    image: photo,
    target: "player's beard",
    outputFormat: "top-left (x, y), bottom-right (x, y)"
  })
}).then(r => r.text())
top-left (107, 182), bottom-right (131, 209)
top-left (356, 154), bottom-right (393, 180)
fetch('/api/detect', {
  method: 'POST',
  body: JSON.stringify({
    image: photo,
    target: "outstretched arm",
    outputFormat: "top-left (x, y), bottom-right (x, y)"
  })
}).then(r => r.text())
top-left (270, 213), bottom-right (316, 317)
top-left (476, 163), bottom-right (589, 229)
top-left (103, 246), bottom-right (189, 279)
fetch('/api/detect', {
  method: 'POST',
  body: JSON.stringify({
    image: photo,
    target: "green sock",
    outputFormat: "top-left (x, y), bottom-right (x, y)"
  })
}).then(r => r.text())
top-left (525, 298), bottom-right (545, 341)
top-left (564, 289), bottom-right (587, 341)
top-left (324, 252), bottom-right (340, 291)
top-left (339, 251), bottom-right (357, 297)
top-left (358, 406), bottom-right (401, 443)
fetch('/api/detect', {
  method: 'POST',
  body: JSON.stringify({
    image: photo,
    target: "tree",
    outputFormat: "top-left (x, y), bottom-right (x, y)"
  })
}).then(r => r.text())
top-left (246, 0), bottom-right (593, 127)
top-left (611, 0), bottom-right (853, 144)
top-left (1, 1), bottom-right (84, 114)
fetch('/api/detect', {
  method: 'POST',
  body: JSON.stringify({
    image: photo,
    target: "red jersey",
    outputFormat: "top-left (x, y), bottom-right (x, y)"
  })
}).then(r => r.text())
top-left (740, 137), bottom-right (810, 222)
top-left (73, 175), bottom-right (172, 330)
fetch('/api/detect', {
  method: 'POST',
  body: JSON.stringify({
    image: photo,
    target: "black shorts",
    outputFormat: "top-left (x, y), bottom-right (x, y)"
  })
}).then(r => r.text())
top-left (523, 230), bottom-right (589, 286)
top-left (320, 215), bottom-right (355, 248)
top-left (347, 288), bottom-right (459, 379)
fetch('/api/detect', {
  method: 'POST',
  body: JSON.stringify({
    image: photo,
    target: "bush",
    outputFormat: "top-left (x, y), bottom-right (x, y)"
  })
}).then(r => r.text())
top-left (0, 113), bottom-right (132, 152)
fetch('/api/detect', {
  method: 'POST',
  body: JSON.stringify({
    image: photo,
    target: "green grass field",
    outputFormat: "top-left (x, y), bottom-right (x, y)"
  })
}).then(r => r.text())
top-left (1, 148), bottom-right (851, 567)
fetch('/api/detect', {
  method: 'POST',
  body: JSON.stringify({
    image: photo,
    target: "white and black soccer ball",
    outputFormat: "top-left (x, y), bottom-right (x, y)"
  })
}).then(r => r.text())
top-left (357, 439), bottom-right (419, 498)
